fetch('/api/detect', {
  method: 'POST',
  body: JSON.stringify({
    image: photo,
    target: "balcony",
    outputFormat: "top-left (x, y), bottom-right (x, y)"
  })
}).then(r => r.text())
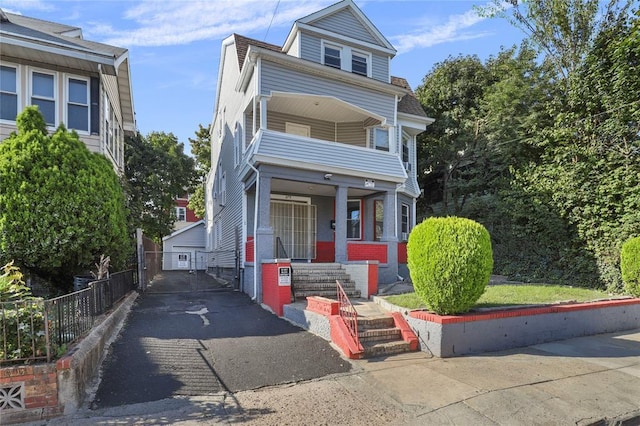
top-left (241, 92), bottom-right (406, 183)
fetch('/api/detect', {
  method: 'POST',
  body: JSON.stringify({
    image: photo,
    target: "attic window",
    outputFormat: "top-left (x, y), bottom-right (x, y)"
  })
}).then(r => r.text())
top-left (323, 45), bottom-right (341, 69)
top-left (352, 53), bottom-right (368, 76)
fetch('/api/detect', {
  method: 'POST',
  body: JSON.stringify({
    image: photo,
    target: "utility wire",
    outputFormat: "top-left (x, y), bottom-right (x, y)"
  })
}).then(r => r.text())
top-left (264, 0), bottom-right (281, 41)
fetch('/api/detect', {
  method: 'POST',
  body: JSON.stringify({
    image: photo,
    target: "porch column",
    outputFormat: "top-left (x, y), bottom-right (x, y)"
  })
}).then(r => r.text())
top-left (255, 175), bottom-right (273, 302)
top-left (381, 190), bottom-right (396, 242)
top-left (382, 190), bottom-right (398, 277)
top-left (334, 185), bottom-right (348, 263)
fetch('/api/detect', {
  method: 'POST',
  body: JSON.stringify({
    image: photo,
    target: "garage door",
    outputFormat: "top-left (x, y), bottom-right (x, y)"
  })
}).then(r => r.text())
top-left (163, 247), bottom-right (207, 270)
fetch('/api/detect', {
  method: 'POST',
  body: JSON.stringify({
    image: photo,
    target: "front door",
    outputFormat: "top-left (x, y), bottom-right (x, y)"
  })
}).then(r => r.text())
top-left (270, 196), bottom-right (317, 260)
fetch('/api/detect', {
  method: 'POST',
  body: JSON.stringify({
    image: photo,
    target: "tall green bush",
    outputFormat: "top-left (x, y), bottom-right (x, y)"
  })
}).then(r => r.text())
top-left (621, 236), bottom-right (640, 297)
top-left (0, 107), bottom-right (131, 289)
top-left (408, 217), bottom-right (493, 314)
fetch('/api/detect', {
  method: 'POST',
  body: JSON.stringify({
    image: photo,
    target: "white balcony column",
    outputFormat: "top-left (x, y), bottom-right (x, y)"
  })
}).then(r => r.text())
top-left (334, 185), bottom-right (348, 263)
top-left (260, 97), bottom-right (267, 130)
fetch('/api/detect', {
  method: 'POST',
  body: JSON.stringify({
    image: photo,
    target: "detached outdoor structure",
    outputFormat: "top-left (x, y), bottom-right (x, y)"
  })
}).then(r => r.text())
top-left (0, 271), bottom-right (138, 423)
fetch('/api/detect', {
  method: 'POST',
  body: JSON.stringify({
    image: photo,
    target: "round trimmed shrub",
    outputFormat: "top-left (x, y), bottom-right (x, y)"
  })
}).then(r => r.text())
top-left (621, 236), bottom-right (640, 297)
top-left (408, 217), bottom-right (493, 314)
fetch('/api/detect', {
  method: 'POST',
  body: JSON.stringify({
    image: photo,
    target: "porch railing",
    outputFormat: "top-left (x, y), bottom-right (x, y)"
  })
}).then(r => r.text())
top-left (336, 280), bottom-right (359, 349)
top-left (1, 269), bottom-right (137, 364)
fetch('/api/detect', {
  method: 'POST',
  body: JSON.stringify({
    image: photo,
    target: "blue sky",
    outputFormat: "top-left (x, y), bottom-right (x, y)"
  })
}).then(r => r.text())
top-left (3, 0), bottom-right (526, 153)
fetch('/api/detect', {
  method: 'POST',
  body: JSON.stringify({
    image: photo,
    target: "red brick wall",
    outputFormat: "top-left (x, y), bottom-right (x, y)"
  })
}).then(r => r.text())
top-left (347, 243), bottom-right (388, 263)
top-left (314, 241), bottom-right (335, 262)
top-left (397, 242), bottom-right (408, 264)
top-left (0, 364), bottom-right (62, 422)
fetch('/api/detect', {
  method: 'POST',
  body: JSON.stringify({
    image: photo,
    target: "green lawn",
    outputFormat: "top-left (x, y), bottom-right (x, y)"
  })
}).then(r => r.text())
top-left (384, 284), bottom-right (612, 311)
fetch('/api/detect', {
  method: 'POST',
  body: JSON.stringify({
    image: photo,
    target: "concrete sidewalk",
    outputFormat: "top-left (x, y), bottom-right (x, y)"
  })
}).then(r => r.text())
top-left (36, 328), bottom-right (640, 425)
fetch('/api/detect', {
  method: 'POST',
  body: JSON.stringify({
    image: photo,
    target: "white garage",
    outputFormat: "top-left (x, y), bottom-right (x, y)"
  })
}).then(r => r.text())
top-left (162, 220), bottom-right (207, 270)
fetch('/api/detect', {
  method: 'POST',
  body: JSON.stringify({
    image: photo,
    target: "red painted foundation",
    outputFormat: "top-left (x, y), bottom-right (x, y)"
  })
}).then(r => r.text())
top-left (261, 260), bottom-right (292, 316)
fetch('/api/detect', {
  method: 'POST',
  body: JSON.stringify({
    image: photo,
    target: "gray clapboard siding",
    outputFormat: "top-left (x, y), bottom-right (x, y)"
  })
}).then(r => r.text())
top-left (336, 122), bottom-right (365, 147)
top-left (299, 32), bottom-right (389, 83)
top-left (267, 111), bottom-right (335, 142)
top-left (299, 32), bottom-right (321, 63)
top-left (311, 9), bottom-right (379, 45)
top-left (371, 54), bottom-right (388, 82)
top-left (261, 61), bottom-right (395, 124)
top-left (256, 130), bottom-right (405, 181)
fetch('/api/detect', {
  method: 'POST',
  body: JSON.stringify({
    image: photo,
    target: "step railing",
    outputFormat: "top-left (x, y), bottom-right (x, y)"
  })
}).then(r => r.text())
top-left (336, 279), bottom-right (359, 349)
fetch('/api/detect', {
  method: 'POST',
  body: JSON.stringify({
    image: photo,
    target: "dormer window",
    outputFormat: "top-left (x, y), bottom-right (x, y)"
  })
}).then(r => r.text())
top-left (321, 40), bottom-right (371, 77)
top-left (323, 45), bottom-right (341, 69)
top-left (351, 53), bottom-right (368, 76)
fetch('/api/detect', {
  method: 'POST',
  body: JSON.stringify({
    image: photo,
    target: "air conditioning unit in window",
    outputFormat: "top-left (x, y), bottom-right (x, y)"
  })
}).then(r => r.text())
top-left (401, 232), bottom-right (408, 241)
top-left (403, 162), bottom-right (411, 171)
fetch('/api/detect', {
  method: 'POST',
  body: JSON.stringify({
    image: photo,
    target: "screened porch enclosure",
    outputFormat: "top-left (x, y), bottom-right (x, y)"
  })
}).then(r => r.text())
top-left (270, 199), bottom-right (317, 260)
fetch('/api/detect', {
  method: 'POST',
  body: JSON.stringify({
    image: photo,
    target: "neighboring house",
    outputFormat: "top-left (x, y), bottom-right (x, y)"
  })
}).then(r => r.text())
top-left (162, 220), bottom-right (207, 271)
top-left (206, 0), bottom-right (433, 301)
top-left (174, 193), bottom-right (201, 231)
top-left (0, 9), bottom-right (135, 173)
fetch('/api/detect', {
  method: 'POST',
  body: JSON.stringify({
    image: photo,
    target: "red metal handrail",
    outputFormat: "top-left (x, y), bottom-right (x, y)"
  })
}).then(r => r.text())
top-left (336, 280), bottom-right (360, 349)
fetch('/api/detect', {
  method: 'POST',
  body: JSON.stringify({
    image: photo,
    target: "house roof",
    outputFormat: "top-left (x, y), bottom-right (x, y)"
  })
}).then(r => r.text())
top-left (1, 11), bottom-right (127, 58)
top-left (1, 10), bottom-right (136, 134)
top-left (162, 220), bottom-right (205, 242)
top-left (291, 0), bottom-right (395, 53)
top-left (234, 33), bottom-right (282, 71)
top-left (233, 34), bottom-right (426, 119)
top-left (391, 77), bottom-right (427, 118)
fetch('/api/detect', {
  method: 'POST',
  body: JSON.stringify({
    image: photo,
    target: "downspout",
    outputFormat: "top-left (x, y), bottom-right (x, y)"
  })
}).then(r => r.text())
top-left (248, 161), bottom-right (260, 301)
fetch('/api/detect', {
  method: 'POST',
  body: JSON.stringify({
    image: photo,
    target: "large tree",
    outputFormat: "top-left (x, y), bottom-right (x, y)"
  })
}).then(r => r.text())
top-left (125, 131), bottom-right (196, 242)
top-left (0, 107), bottom-right (131, 288)
top-left (515, 9), bottom-right (640, 289)
top-left (187, 123), bottom-right (211, 218)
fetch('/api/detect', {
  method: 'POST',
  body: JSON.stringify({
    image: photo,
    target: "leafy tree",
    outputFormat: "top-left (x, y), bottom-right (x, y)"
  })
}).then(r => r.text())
top-left (515, 9), bottom-right (640, 290)
top-left (0, 107), bottom-right (131, 288)
top-left (125, 131), bottom-right (196, 242)
top-left (478, 0), bottom-right (633, 82)
top-left (416, 43), bottom-right (554, 215)
top-left (187, 123), bottom-right (211, 218)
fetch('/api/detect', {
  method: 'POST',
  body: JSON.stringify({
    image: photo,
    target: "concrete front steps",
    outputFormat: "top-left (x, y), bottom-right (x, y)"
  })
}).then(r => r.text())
top-left (358, 315), bottom-right (414, 358)
top-left (293, 296), bottom-right (419, 359)
top-left (291, 263), bottom-right (360, 300)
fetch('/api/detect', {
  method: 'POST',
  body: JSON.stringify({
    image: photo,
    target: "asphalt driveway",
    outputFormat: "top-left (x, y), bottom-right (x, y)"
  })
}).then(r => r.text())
top-left (92, 271), bottom-right (351, 408)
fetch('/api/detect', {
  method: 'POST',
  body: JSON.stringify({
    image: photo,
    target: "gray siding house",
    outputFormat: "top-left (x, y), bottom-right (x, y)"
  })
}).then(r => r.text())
top-left (0, 9), bottom-right (135, 173)
top-left (206, 0), bottom-right (433, 301)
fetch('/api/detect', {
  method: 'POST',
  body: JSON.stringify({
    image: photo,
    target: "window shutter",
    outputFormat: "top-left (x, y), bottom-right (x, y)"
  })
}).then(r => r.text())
top-left (90, 77), bottom-right (99, 135)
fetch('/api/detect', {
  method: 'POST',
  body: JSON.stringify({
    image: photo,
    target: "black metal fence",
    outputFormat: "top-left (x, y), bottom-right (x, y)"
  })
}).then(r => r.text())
top-left (1, 269), bottom-right (137, 365)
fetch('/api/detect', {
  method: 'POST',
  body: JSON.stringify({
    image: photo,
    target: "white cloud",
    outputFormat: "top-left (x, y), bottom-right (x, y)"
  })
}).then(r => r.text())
top-left (390, 7), bottom-right (490, 54)
top-left (0, 0), bottom-right (54, 13)
top-left (90, 0), bottom-right (334, 47)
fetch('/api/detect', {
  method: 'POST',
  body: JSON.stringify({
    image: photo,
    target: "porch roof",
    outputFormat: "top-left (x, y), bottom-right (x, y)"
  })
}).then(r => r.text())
top-left (267, 91), bottom-right (384, 125)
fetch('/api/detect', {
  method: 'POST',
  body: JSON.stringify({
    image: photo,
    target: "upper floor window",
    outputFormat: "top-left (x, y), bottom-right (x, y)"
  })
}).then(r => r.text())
top-left (323, 45), bottom-right (341, 69)
top-left (67, 77), bottom-right (89, 132)
top-left (175, 207), bottom-right (186, 221)
top-left (373, 127), bottom-right (389, 152)
top-left (402, 133), bottom-right (410, 170)
top-left (31, 71), bottom-right (55, 126)
top-left (351, 52), bottom-right (368, 76)
top-left (0, 65), bottom-right (18, 121)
